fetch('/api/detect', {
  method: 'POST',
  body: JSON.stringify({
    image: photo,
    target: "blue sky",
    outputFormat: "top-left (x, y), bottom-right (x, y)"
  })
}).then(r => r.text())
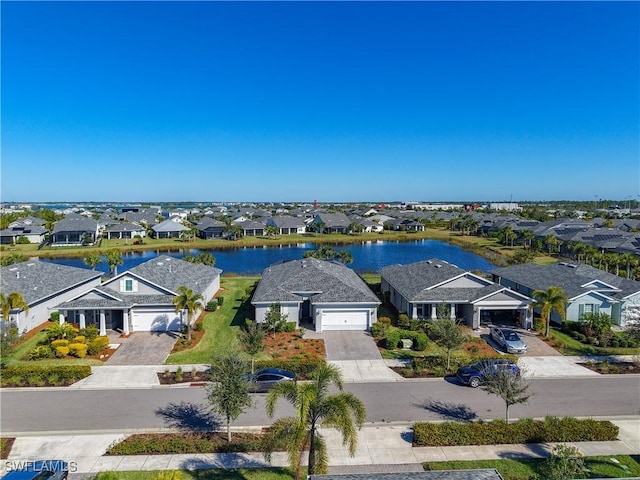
top-left (2, 1), bottom-right (638, 203)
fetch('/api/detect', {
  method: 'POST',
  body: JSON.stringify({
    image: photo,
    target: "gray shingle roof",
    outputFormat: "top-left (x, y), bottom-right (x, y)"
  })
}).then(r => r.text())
top-left (314, 212), bottom-right (351, 227)
top-left (1, 260), bottom-right (102, 305)
top-left (57, 286), bottom-right (175, 309)
top-left (52, 216), bottom-right (98, 233)
top-left (492, 262), bottom-right (640, 300)
top-left (252, 258), bottom-right (380, 305)
top-left (380, 259), bottom-right (506, 303)
top-left (152, 219), bottom-right (189, 233)
top-left (125, 255), bottom-right (222, 296)
top-left (104, 222), bottom-right (144, 232)
top-left (268, 216), bottom-right (306, 228)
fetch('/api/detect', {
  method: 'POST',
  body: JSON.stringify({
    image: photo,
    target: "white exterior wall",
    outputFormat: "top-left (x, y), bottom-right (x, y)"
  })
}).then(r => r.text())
top-left (565, 292), bottom-right (613, 323)
top-left (13, 277), bottom-right (102, 334)
top-left (253, 302), bottom-right (300, 325)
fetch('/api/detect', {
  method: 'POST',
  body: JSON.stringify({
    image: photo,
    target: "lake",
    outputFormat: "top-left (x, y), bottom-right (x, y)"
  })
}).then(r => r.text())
top-left (40, 239), bottom-right (495, 275)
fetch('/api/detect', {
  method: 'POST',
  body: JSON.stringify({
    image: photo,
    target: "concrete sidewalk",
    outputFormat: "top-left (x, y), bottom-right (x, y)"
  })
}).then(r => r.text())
top-left (3, 417), bottom-right (638, 476)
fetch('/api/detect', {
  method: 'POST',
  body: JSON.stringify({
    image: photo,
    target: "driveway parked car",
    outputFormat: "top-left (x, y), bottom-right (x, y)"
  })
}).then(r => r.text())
top-left (244, 368), bottom-right (296, 392)
top-left (456, 359), bottom-right (520, 388)
top-left (1, 460), bottom-right (69, 480)
top-left (490, 326), bottom-right (528, 354)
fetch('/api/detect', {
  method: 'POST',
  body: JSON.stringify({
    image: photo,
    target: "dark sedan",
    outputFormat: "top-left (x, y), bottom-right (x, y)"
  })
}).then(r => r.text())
top-left (244, 368), bottom-right (296, 392)
top-left (456, 359), bottom-right (520, 388)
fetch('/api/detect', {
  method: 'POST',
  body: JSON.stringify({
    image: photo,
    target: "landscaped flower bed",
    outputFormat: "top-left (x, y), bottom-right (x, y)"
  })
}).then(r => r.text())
top-left (578, 361), bottom-right (640, 374)
top-left (262, 332), bottom-right (325, 361)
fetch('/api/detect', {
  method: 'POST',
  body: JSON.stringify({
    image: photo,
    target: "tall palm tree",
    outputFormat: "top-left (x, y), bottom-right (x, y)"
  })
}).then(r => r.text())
top-left (520, 230), bottom-right (535, 250)
top-left (103, 249), bottom-right (123, 277)
top-left (83, 252), bottom-right (102, 270)
top-left (621, 253), bottom-right (639, 279)
top-left (0, 292), bottom-right (30, 323)
top-left (172, 286), bottom-right (204, 341)
top-left (533, 286), bottom-right (568, 337)
top-left (263, 363), bottom-right (366, 479)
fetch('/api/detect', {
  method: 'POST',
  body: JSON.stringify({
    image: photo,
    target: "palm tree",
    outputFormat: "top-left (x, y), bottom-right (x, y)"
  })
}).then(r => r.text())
top-left (264, 224), bottom-right (279, 237)
top-left (498, 226), bottom-right (516, 247)
top-left (533, 286), bottom-right (568, 337)
top-left (621, 253), bottom-right (639, 279)
top-left (103, 249), bottom-right (123, 277)
top-left (0, 292), bottom-right (30, 323)
top-left (520, 230), bottom-right (535, 250)
top-left (544, 235), bottom-right (560, 255)
top-left (263, 363), bottom-right (366, 479)
top-left (83, 252), bottom-right (102, 270)
top-left (172, 286), bottom-right (204, 341)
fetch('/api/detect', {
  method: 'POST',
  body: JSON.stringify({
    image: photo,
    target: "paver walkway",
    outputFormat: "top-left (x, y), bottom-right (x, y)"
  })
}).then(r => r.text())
top-left (106, 332), bottom-right (179, 365)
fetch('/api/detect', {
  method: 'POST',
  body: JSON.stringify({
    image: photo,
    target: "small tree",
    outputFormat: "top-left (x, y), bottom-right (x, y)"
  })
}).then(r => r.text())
top-left (540, 444), bottom-right (588, 480)
top-left (103, 249), bottom-right (124, 277)
top-left (264, 302), bottom-right (288, 339)
top-left (172, 286), bottom-right (204, 341)
top-left (207, 350), bottom-right (252, 442)
top-left (239, 319), bottom-right (265, 373)
top-left (481, 366), bottom-right (531, 423)
top-left (83, 252), bottom-right (102, 270)
top-left (428, 318), bottom-right (467, 371)
top-left (533, 286), bottom-right (568, 337)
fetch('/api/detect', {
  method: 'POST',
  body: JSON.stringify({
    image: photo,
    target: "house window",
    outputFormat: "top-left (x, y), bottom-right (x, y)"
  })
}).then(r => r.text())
top-left (579, 304), bottom-right (600, 318)
top-left (125, 279), bottom-right (133, 292)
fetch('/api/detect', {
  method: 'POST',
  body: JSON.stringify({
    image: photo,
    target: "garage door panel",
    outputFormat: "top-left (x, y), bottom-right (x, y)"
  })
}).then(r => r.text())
top-left (322, 310), bottom-right (368, 331)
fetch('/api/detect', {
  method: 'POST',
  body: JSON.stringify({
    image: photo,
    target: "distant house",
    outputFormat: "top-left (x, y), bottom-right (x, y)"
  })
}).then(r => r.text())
top-left (1, 260), bottom-right (102, 334)
top-left (492, 262), bottom-right (640, 327)
top-left (252, 258), bottom-right (380, 332)
top-left (311, 212), bottom-right (351, 234)
top-left (266, 216), bottom-right (307, 235)
top-left (236, 219), bottom-right (265, 236)
top-left (103, 222), bottom-right (146, 240)
top-left (152, 219), bottom-right (189, 239)
top-left (195, 217), bottom-right (227, 239)
top-left (51, 215), bottom-right (99, 246)
top-left (0, 217), bottom-right (49, 245)
top-left (56, 255), bottom-right (222, 334)
top-left (381, 259), bottom-right (532, 329)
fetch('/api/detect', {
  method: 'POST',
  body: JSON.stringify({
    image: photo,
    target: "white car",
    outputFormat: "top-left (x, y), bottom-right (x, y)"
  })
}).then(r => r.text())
top-left (490, 327), bottom-right (527, 354)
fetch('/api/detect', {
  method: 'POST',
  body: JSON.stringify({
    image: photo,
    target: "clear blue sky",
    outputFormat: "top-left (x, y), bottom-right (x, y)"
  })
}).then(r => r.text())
top-left (2, 1), bottom-right (638, 203)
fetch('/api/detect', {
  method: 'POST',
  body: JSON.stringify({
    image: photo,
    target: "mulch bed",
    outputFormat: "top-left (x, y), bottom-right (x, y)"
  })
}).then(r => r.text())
top-left (169, 314), bottom-right (207, 354)
top-left (578, 361), bottom-right (640, 374)
top-left (263, 332), bottom-right (326, 360)
top-left (157, 370), bottom-right (210, 384)
top-left (0, 438), bottom-right (15, 459)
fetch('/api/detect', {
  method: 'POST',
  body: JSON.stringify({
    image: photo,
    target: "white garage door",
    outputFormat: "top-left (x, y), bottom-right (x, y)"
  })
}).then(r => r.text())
top-left (132, 310), bottom-right (181, 332)
top-left (321, 310), bottom-right (369, 331)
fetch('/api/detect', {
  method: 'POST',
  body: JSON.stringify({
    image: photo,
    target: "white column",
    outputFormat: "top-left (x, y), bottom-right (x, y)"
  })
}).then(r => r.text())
top-left (450, 303), bottom-right (456, 319)
top-left (431, 304), bottom-right (438, 319)
top-left (99, 310), bottom-right (106, 336)
top-left (473, 308), bottom-right (480, 330)
top-left (59, 312), bottom-right (65, 325)
top-left (123, 310), bottom-right (130, 335)
top-left (79, 310), bottom-right (86, 329)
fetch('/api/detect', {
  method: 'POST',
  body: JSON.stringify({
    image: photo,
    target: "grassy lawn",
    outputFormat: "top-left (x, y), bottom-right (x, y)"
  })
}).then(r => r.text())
top-left (424, 455), bottom-right (640, 480)
top-left (92, 468), bottom-right (298, 480)
top-left (548, 329), bottom-right (640, 356)
top-left (165, 277), bottom-right (260, 365)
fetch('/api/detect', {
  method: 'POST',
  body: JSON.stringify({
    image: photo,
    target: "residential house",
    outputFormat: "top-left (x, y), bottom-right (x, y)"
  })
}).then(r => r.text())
top-left (195, 217), bottom-right (227, 239)
top-left (380, 259), bottom-right (533, 329)
top-left (235, 219), bottom-right (265, 236)
top-left (492, 262), bottom-right (640, 327)
top-left (265, 216), bottom-right (307, 235)
top-left (50, 215), bottom-right (99, 246)
top-left (311, 212), bottom-right (351, 233)
top-left (0, 217), bottom-right (49, 245)
top-left (103, 222), bottom-right (146, 240)
top-left (152, 218), bottom-right (189, 239)
top-left (56, 255), bottom-right (222, 334)
top-left (252, 258), bottom-right (380, 332)
top-left (1, 260), bottom-right (102, 334)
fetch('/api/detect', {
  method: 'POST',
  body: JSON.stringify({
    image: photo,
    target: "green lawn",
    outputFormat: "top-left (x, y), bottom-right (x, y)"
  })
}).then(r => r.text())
top-left (165, 277), bottom-right (260, 365)
top-left (424, 455), bottom-right (640, 480)
top-left (549, 329), bottom-right (640, 356)
top-left (92, 468), bottom-right (298, 480)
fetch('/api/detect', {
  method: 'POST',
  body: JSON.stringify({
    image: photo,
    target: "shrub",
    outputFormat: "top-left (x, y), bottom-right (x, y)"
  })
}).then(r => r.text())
top-left (49, 311), bottom-right (60, 323)
top-left (73, 335), bottom-right (86, 344)
top-left (175, 367), bottom-right (183, 382)
top-left (79, 325), bottom-right (100, 342)
top-left (385, 330), bottom-right (402, 350)
top-left (1, 364), bottom-right (92, 386)
top-left (51, 339), bottom-right (69, 348)
top-left (216, 296), bottom-right (224, 306)
top-left (54, 346), bottom-right (70, 358)
top-left (206, 301), bottom-right (218, 311)
top-left (576, 333), bottom-right (587, 343)
top-left (611, 338), bottom-right (620, 348)
top-left (371, 322), bottom-right (388, 339)
top-left (619, 338), bottom-right (629, 348)
top-left (397, 314), bottom-right (410, 329)
top-left (68, 343), bottom-right (88, 358)
top-left (413, 332), bottom-right (428, 351)
top-left (193, 322), bottom-right (203, 332)
top-left (587, 336), bottom-right (598, 345)
top-left (87, 336), bottom-right (110, 355)
top-left (27, 345), bottom-right (53, 360)
top-left (378, 317), bottom-right (392, 325)
top-left (282, 322), bottom-right (297, 333)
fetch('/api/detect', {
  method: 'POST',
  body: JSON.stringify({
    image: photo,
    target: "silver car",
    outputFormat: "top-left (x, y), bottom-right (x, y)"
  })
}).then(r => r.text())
top-left (489, 327), bottom-right (527, 354)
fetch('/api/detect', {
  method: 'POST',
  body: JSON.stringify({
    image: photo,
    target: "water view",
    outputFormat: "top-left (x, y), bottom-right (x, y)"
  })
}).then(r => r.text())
top-left (39, 239), bottom-right (495, 276)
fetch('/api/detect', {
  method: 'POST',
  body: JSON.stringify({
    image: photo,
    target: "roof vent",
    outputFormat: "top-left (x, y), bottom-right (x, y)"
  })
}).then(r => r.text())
top-left (435, 264), bottom-right (442, 269)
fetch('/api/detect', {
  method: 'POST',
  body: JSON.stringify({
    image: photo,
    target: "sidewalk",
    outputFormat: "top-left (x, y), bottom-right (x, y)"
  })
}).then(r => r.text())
top-left (3, 417), bottom-right (639, 476)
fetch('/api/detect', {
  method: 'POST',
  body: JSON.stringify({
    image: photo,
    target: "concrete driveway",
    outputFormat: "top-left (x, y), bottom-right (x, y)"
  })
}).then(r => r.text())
top-left (106, 332), bottom-right (180, 365)
top-left (477, 327), bottom-right (561, 357)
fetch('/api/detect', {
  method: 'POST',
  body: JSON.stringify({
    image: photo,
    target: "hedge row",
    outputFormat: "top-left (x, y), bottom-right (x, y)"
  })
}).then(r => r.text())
top-left (385, 329), bottom-right (428, 351)
top-left (107, 434), bottom-right (264, 455)
top-left (254, 358), bottom-right (325, 380)
top-left (413, 417), bottom-right (619, 446)
top-left (0, 364), bottom-right (92, 387)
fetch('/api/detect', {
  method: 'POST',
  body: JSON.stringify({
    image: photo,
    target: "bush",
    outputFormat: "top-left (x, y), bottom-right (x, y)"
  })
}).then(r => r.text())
top-left (79, 325), bottom-right (100, 342)
top-left (73, 335), bottom-right (86, 344)
top-left (378, 317), bottom-right (392, 325)
top-left (413, 332), bottom-right (428, 351)
top-left (619, 338), bottom-right (629, 348)
top-left (397, 314), bottom-right (410, 329)
top-left (282, 322), bottom-right (297, 333)
top-left (1, 364), bottom-right (92, 387)
top-left (49, 311), bottom-right (60, 323)
top-left (68, 343), bottom-right (88, 358)
top-left (87, 336), bottom-right (110, 355)
top-left (385, 330), bottom-right (402, 350)
top-left (413, 417), bottom-right (618, 447)
top-left (216, 296), bottom-right (224, 306)
top-left (51, 339), bottom-right (69, 348)
top-left (193, 322), bottom-right (203, 332)
top-left (371, 322), bottom-right (388, 339)
top-left (206, 301), bottom-right (218, 311)
top-left (587, 336), bottom-right (598, 345)
top-left (54, 346), bottom-right (70, 358)
top-left (27, 345), bottom-right (53, 360)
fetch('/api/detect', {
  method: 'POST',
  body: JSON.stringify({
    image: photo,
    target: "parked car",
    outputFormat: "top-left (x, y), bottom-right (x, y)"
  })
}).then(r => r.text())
top-left (456, 359), bottom-right (520, 388)
top-left (489, 326), bottom-right (528, 354)
top-left (244, 368), bottom-right (296, 392)
top-left (1, 460), bottom-right (69, 480)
